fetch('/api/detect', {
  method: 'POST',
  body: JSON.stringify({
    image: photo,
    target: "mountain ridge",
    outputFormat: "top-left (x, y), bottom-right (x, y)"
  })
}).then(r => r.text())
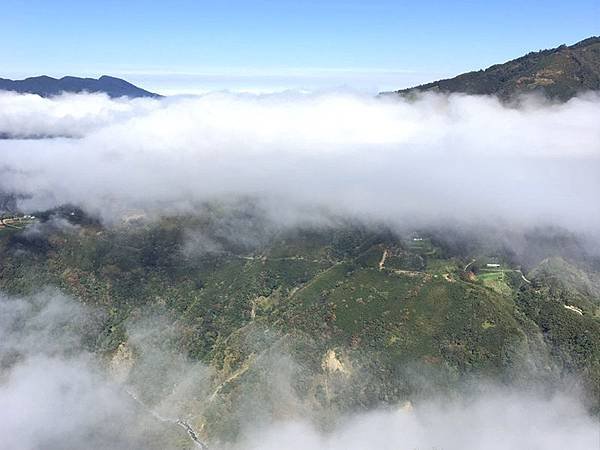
top-left (382, 36), bottom-right (600, 100)
top-left (0, 74), bottom-right (161, 98)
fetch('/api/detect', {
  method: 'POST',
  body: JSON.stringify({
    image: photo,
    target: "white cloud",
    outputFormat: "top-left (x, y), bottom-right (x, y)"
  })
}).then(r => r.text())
top-left (0, 90), bottom-right (599, 233)
top-left (0, 91), bottom-right (160, 138)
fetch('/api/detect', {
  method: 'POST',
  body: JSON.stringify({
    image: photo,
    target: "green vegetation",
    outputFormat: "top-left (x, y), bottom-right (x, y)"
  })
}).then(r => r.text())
top-left (1, 209), bottom-right (599, 440)
top-left (384, 36), bottom-right (600, 101)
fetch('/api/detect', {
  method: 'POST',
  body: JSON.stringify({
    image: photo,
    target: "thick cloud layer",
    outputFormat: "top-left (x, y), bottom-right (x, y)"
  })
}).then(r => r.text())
top-left (1, 90), bottom-right (599, 232)
top-left (0, 91), bottom-right (160, 138)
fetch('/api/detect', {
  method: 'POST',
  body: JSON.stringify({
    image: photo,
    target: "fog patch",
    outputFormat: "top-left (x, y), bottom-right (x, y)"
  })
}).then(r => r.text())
top-left (123, 313), bottom-right (214, 419)
top-left (182, 229), bottom-right (225, 257)
top-left (0, 291), bottom-right (194, 449)
top-left (22, 216), bottom-right (81, 237)
top-left (232, 390), bottom-right (599, 450)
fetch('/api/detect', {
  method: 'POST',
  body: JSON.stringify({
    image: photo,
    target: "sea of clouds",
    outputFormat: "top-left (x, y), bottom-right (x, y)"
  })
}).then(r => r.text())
top-left (0, 90), bottom-right (598, 234)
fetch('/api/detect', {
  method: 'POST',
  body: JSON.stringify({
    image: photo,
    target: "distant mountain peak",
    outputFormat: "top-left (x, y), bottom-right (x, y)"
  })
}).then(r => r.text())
top-left (382, 36), bottom-right (600, 101)
top-left (0, 74), bottom-right (161, 98)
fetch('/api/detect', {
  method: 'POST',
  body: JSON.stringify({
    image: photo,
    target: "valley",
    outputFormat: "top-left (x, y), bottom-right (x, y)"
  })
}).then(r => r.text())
top-left (1, 208), bottom-right (598, 446)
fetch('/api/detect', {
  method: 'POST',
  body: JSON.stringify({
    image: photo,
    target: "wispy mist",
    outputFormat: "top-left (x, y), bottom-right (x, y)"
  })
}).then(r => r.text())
top-left (233, 391), bottom-right (599, 450)
top-left (0, 291), bottom-right (598, 449)
top-left (0, 292), bottom-right (130, 449)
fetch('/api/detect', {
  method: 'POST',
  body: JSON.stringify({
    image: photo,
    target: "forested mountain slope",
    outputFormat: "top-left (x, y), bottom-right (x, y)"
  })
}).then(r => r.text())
top-left (383, 36), bottom-right (600, 100)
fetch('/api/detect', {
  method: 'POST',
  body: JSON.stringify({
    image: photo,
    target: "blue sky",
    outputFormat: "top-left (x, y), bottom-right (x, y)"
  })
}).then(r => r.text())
top-left (1, 0), bottom-right (598, 93)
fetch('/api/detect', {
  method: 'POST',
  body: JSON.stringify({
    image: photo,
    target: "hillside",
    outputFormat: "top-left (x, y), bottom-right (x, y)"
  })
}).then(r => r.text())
top-left (383, 36), bottom-right (600, 100)
top-left (0, 75), bottom-right (161, 98)
top-left (1, 207), bottom-right (599, 446)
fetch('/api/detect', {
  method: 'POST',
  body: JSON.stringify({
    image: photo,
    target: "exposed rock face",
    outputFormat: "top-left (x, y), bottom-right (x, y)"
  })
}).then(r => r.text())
top-left (322, 349), bottom-right (350, 376)
top-left (109, 342), bottom-right (135, 383)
